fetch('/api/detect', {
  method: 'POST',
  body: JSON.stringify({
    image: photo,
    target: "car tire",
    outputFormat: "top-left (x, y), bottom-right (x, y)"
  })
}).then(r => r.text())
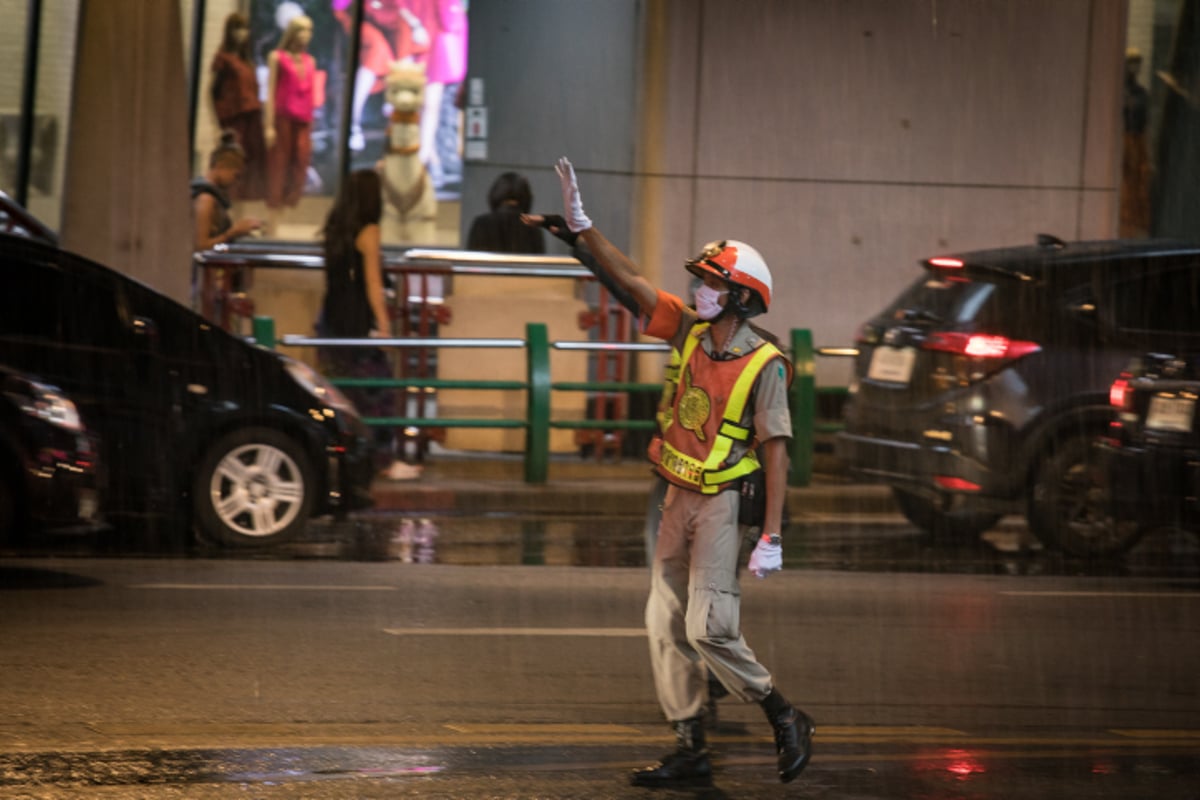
top-left (0, 471), bottom-right (17, 543)
top-left (892, 487), bottom-right (1001, 541)
top-left (192, 427), bottom-right (314, 548)
top-left (1027, 432), bottom-right (1144, 558)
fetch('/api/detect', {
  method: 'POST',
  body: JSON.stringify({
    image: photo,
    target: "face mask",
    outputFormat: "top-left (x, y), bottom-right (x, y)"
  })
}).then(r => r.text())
top-left (695, 284), bottom-right (728, 320)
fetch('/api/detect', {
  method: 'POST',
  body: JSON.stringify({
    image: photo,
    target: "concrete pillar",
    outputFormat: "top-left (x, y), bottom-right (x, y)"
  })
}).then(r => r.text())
top-left (61, 0), bottom-right (192, 305)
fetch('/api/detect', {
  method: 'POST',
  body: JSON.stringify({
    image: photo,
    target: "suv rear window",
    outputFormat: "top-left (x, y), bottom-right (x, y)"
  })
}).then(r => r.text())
top-left (1107, 263), bottom-right (1200, 335)
top-left (880, 275), bottom-right (1003, 329)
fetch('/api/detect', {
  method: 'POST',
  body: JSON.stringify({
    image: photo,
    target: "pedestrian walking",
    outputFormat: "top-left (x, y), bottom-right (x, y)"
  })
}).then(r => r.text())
top-left (550, 157), bottom-right (814, 787)
top-left (317, 169), bottom-right (422, 482)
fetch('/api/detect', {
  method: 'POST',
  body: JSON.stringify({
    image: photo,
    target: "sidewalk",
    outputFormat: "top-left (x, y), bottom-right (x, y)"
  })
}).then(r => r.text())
top-left (368, 451), bottom-right (899, 519)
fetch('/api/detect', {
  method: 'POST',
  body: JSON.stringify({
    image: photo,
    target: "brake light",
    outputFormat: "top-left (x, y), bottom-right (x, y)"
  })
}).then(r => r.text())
top-left (929, 257), bottom-right (964, 269)
top-left (923, 332), bottom-right (1041, 359)
top-left (1109, 374), bottom-right (1132, 410)
top-left (934, 476), bottom-right (981, 492)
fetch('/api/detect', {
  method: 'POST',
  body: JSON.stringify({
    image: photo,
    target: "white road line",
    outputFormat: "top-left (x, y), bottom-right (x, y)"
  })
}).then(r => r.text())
top-left (383, 627), bottom-right (647, 637)
top-left (131, 584), bottom-right (399, 591)
top-left (999, 590), bottom-right (1200, 598)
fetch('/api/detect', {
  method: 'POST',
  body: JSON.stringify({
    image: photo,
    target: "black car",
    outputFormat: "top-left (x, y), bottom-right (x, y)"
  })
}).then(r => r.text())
top-left (0, 365), bottom-right (101, 540)
top-left (0, 194), bottom-right (373, 548)
top-left (837, 235), bottom-right (1200, 557)
top-left (1100, 352), bottom-right (1200, 548)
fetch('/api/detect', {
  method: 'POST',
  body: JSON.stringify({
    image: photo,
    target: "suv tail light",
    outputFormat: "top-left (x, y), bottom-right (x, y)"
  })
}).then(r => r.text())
top-left (923, 332), bottom-right (1042, 360)
top-left (1109, 373), bottom-right (1133, 411)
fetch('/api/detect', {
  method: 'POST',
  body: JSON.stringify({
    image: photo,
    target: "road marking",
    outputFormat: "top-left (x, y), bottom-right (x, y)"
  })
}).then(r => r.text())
top-left (383, 627), bottom-right (646, 637)
top-left (818, 726), bottom-right (967, 737)
top-left (1112, 729), bottom-right (1200, 739)
top-left (132, 584), bottom-right (399, 591)
top-left (999, 590), bottom-right (1200, 598)
top-left (446, 724), bottom-right (643, 736)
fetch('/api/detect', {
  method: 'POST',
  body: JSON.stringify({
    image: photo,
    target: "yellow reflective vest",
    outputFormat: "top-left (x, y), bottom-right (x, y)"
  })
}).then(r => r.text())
top-left (655, 322), bottom-right (785, 493)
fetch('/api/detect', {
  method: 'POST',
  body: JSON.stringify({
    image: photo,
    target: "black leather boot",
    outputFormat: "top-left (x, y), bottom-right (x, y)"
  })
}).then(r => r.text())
top-left (761, 689), bottom-right (815, 783)
top-left (703, 672), bottom-right (728, 731)
top-left (630, 717), bottom-right (712, 787)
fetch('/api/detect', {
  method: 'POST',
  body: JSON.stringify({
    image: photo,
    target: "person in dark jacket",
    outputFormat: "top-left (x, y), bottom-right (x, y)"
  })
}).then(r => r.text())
top-left (466, 172), bottom-right (545, 253)
top-left (191, 131), bottom-right (263, 252)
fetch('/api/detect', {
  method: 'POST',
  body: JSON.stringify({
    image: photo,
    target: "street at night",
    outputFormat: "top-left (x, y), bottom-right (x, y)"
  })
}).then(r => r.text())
top-left (1, 527), bottom-right (1197, 798)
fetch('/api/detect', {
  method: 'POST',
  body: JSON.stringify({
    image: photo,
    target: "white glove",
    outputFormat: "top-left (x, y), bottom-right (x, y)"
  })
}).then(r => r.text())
top-left (555, 156), bottom-right (593, 233)
top-left (747, 535), bottom-right (782, 578)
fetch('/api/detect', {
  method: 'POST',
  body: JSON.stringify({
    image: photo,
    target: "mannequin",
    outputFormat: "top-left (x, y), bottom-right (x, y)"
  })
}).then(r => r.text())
top-left (333, 0), bottom-right (431, 152)
top-left (264, 14), bottom-right (317, 235)
top-left (419, 0), bottom-right (467, 187)
top-left (210, 12), bottom-right (266, 200)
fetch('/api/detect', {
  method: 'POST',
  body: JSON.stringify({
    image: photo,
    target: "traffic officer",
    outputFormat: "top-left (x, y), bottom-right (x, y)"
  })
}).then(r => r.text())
top-left (552, 157), bottom-right (815, 787)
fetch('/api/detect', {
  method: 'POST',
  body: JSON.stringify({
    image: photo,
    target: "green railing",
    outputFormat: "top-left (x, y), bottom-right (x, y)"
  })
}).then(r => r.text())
top-left (259, 318), bottom-right (850, 486)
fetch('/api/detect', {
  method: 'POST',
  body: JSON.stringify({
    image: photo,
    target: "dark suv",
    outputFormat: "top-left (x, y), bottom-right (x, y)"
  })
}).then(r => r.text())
top-left (0, 193), bottom-right (374, 548)
top-left (1101, 351), bottom-right (1200, 548)
top-left (836, 235), bottom-right (1200, 557)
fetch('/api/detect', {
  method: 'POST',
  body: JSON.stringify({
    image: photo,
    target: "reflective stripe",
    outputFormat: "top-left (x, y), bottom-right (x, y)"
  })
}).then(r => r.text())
top-left (658, 443), bottom-right (706, 486)
top-left (704, 449), bottom-right (760, 486)
top-left (656, 350), bottom-right (684, 432)
top-left (718, 420), bottom-right (751, 441)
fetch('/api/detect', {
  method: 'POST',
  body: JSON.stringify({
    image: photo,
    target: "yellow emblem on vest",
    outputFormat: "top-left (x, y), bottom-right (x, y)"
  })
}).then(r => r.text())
top-left (676, 366), bottom-right (710, 442)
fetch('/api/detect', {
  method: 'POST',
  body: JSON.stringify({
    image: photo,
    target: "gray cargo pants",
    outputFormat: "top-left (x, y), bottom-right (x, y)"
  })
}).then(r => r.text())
top-left (646, 483), bottom-right (774, 721)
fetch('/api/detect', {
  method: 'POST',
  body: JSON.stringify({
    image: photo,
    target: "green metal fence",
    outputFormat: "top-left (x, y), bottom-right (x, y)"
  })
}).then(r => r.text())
top-left (260, 317), bottom-right (849, 486)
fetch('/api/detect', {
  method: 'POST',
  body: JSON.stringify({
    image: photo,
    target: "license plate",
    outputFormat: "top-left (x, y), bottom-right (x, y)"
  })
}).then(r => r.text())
top-left (78, 489), bottom-right (98, 521)
top-left (867, 347), bottom-right (917, 385)
top-left (1146, 396), bottom-right (1195, 433)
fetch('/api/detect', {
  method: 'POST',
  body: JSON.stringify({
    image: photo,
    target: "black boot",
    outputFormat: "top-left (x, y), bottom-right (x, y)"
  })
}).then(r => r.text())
top-left (761, 689), bottom-right (815, 783)
top-left (630, 717), bottom-right (712, 787)
top-left (703, 672), bottom-right (728, 731)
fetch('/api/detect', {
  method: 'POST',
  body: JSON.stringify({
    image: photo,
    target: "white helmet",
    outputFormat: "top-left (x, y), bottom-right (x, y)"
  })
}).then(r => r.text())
top-left (685, 239), bottom-right (773, 317)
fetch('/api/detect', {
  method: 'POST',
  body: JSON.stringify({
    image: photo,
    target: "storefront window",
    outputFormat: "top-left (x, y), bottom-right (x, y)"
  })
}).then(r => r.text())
top-left (0, 0), bottom-right (31, 201)
top-left (29, 0), bottom-right (79, 231)
top-left (1124, 0), bottom-right (1200, 240)
top-left (191, 0), bottom-right (465, 247)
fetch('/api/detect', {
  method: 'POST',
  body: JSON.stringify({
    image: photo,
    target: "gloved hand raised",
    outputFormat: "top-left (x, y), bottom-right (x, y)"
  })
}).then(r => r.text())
top-left (747, 534), bottom-right (783, 578)
top-left (555, 157), bottom-right (593, 233)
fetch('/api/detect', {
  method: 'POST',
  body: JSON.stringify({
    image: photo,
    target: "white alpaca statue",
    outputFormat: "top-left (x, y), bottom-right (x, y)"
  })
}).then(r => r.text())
top-left (379, 60), bottom-right (438, 244)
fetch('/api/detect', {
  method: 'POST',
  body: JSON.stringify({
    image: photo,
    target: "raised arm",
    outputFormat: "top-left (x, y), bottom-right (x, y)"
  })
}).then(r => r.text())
top-left (554, 157), bottom-right (658, 316)
top-left (523, 213), bottom-right (640, 315)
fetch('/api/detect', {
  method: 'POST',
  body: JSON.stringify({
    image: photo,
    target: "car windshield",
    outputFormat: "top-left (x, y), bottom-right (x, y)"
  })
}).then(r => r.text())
top-left (880, 274), bottom-right (997, 327)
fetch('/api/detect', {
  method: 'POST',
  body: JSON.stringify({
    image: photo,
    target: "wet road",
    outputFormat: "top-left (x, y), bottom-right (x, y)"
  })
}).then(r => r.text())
top-left (21, 508), bottom-right (1200, 580)
top-left (1, 547), bottom-right (1198, 798)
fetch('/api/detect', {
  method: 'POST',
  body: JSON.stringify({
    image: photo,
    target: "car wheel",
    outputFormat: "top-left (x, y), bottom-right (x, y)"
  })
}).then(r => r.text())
top-left (0, 471), bottom-right (17, 543)
top-left (891, 487), bottom-right (1002, 541)
top-left (192, 427), bottom-right (314, 548)
top-left (1027, 432), bottom-right (1144, 558)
